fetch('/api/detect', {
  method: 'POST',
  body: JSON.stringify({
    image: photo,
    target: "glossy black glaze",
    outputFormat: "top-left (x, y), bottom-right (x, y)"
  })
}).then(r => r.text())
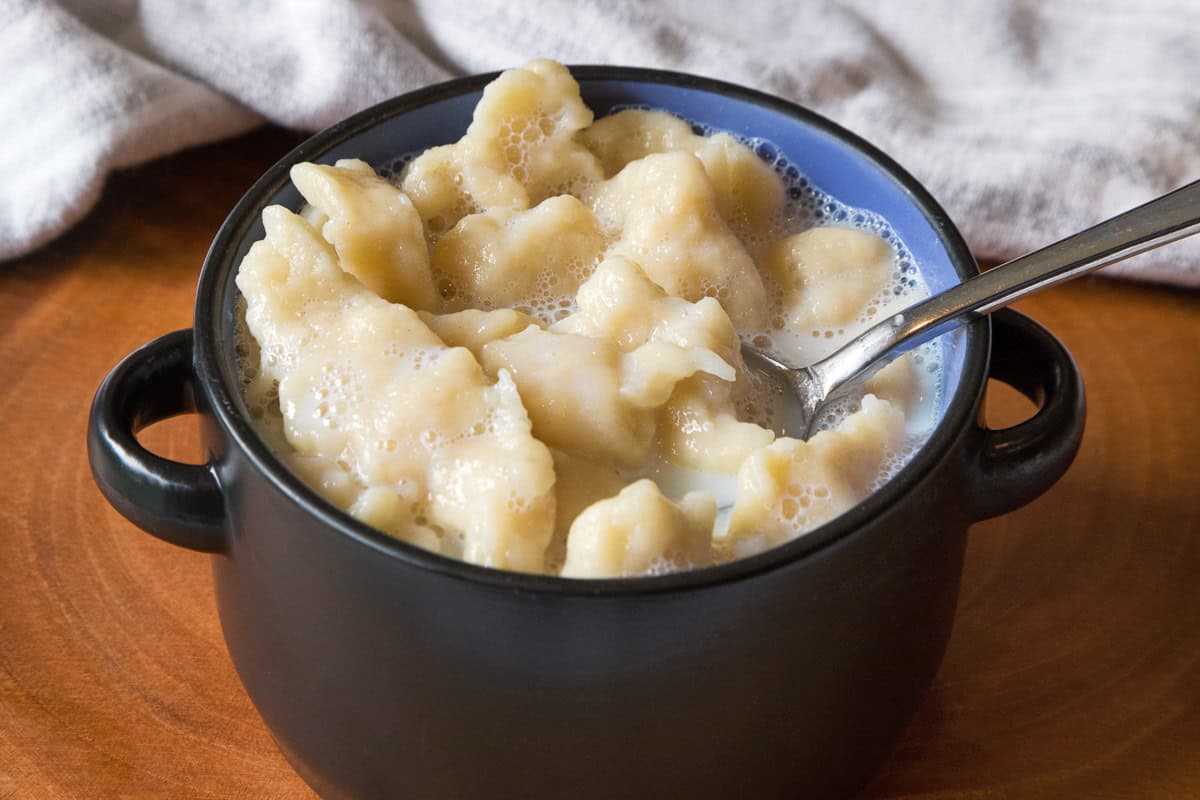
top-left (88, 329), bottom-right (225, 553)
top-left (87, 68), bottom-right (1086, 799)
top-left (969, 311), bottom-right (1086, 521)
top-left (213, 439), bottom-right (971, 799)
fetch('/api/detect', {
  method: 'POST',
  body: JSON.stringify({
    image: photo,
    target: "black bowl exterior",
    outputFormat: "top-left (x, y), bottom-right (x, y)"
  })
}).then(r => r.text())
top-left (211, 418), bottom-right (971, 800)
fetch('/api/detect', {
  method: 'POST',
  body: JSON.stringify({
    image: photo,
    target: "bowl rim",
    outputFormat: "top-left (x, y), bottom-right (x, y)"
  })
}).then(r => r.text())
top-left (194, 65), bottom-right (985, 596)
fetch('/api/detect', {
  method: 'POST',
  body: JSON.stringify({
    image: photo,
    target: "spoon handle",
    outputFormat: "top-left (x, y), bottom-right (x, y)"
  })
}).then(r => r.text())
top-left (810, 178), bottom-right (1200, 398)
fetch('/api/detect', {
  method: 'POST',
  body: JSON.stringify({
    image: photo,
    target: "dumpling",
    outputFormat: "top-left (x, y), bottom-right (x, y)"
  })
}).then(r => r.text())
top-left (561, 480), bottom-right (716, 578)
top-left (430, 195), bottom-right (605, 311)
top-left (556, 255), bottom-right (773, 473)
top-left (586, 151), bottom-right (769, 329)
top-left (553, 255), bottom-right (739, 362)
top-left (722, 395), bottom-right (905, 559)
top-left (460, 58), bottom-right (603, 203)
top-left (480, 326), bottom-right (732, 469)
top-left (658, 375), bottom-right (775, 473)
top-left (481, 328), bottom-right (654, 467)
top-left (236, 205), bottom-right (556, 572)
top-left (290, 159), bottom-right (438, 310)
top-left (581, 109), bottom-right (785, 245)
top-left (400, 59), bottom-right (603, 239)
top-left (579, 108), bottom-right (699, 176)
top-left (763, 226), bottom-right (894, 333)
top-left (694, 133), bottom-right (786, 246)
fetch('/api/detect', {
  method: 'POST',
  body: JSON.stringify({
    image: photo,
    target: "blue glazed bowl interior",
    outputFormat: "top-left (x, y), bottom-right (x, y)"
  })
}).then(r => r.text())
top-left (202, 67), bottom-right (978, 591)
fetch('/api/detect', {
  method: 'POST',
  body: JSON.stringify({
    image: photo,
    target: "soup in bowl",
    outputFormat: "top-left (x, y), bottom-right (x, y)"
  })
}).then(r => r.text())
top-left (88, 64), bottom-right (1084, 800)
top-left (233, 60), bottom-right (949, 580)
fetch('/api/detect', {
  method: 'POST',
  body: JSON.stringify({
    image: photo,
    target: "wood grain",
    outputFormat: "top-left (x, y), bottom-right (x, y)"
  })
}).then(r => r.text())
top-left (1, 127), bottom-right (1197, 799)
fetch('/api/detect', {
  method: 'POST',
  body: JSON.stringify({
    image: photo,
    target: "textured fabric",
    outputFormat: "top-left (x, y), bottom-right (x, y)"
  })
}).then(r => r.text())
top-left (3, 0), bottom-right (1198, 284)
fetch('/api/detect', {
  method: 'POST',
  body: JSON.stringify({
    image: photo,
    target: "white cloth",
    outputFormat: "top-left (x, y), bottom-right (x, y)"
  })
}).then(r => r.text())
top-left (3, 0), bottom-right (1198, 285)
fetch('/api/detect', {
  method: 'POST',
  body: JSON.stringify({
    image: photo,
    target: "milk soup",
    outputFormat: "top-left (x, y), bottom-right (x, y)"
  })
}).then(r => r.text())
top-left (234, 59), bottom-right (942, 578)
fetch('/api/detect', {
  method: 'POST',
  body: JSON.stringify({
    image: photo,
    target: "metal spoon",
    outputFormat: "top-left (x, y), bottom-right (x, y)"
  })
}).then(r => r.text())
top-left (743, 178), bottom-right (1200, 439)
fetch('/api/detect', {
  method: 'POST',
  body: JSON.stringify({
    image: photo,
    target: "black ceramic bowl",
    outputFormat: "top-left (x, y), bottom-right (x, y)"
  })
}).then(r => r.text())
top-left (88, 67), bottom-right (1084, 800)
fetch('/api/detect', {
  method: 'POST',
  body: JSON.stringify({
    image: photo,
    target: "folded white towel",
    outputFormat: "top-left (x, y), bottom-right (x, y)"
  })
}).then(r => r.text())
top-left (4, 0), bottom-right (1198, 285)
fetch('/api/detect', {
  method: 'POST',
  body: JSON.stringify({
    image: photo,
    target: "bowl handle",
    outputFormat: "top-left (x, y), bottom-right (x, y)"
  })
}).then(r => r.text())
top-left (87, 329), bottom-right (227, 553)
top-left (967, 309), bottom-right (1086, 521)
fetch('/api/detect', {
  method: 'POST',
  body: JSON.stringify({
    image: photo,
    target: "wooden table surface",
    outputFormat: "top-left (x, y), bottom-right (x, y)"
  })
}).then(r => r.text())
top-left (1, 127), bottom-right (1197, 799)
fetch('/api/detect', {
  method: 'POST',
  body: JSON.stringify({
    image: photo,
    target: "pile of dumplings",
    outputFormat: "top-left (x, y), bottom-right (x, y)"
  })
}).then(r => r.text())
top-left (236, 59), bottom-right (926, 578)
